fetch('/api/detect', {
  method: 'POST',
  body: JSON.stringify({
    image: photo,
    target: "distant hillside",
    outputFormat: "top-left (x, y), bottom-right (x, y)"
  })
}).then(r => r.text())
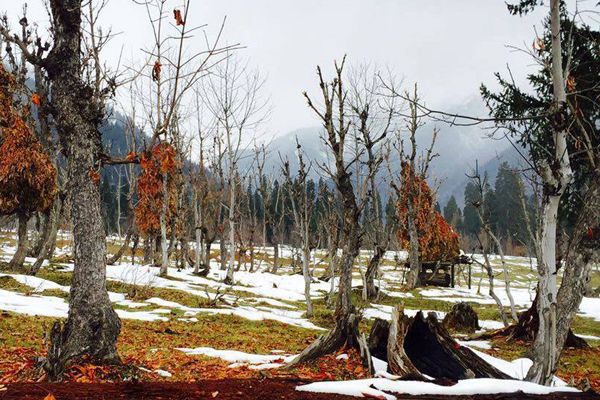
top-left (239, 97), bottom-right (520, 208)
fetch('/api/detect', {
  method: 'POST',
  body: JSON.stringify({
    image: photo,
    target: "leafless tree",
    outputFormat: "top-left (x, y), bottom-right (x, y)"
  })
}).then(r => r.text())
top-left (285, 57), bottom-right (372, 372)
top-left (199, 54), bottom-right (269, 285)
top-left (467, 165), bottom-right (517, 326)
top-left (347, 64), bottom-right (399, 299)
top-left (387, 86), bottom-right (439, 290)
top-left (281, 139), bottom-right (314, 317)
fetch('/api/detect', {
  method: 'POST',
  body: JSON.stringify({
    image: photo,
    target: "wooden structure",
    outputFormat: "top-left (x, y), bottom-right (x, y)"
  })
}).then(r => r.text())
top-left (408, 254), bottom-right (473, 288)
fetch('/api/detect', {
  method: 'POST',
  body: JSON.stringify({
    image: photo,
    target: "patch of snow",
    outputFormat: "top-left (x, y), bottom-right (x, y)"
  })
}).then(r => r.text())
top-left (456, 340), bottom-right (492, 350)
top-left (176, 347), bottom-right (295, 367)
top-left (154, 369), bottom-right (172, 377)
top-left (0, 273), bottom-right (69, 292)
top-left (0, 289), bottom-right (68, 317)
top-left (297, 378), bottom-right (577, 399)
top-left (575, 334), bottom-right (600, 341)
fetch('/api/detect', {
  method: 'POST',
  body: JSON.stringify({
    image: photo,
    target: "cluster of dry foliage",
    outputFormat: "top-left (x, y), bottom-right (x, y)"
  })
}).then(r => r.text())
top-left (135, 143), bottom-right (178, 236)
top-left (0, 64), bottom-right (57, 217)
top-left (397, 162), bottom-right (460, 263)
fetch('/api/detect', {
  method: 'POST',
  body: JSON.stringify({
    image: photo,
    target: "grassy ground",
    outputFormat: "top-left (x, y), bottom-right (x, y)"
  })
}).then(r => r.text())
top-left (0, 236), bottom-right (599, 388)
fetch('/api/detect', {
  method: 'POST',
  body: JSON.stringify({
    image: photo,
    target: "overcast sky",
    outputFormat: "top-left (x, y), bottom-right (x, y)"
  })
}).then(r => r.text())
top-left (2, 1), bottom-right (549, 136)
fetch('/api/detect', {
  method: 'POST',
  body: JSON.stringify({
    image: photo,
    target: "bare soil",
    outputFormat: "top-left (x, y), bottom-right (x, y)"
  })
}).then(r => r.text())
top-left (1, 379), bottom-right (598, 400)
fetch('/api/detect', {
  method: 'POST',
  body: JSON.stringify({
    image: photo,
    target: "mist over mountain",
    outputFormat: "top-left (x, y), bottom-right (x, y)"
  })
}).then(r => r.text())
top-left (240, 97), bottom-right (525, 208)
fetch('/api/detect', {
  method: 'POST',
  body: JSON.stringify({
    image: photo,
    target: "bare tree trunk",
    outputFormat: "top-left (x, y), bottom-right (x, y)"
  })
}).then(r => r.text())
top-left (116, 172), bottom-right (122, 238)
top-left (302, 246), bottom-right (313, 318)
top-left (131, 234), bottom-right (139, 265)
top-left (9, 213), bottom-right (29, 271)
top-left (406, 204), bottom-right (421, 289)
top-left (41, 2), bottom-right (121, 377)
top-left (225, 181), bottom-right (236, 284)
top-left (159, 171), bottom-right (169, 276)
top-left (143, 237), bottom-right (151, 264)
top-left (271, 242), bottom-right (279, 273)
top-left (30, 210), bottom-right (50, 258)
top-left (554, 181), bottom-right (599, 368)
top-left (194, 191), bottom-right (202, 275)
top-left (204, 240), bottom-right (212, 267)
top-left (327, 246), bottom-right (337, 308)
top-left (107, 226), bottom-right (134, 266)
top-left (153, 235), bottom-right (163, 268)
top-left (489, 232), bottom-right (518, 322)
top-left (481, 255), bottom-right (510, 327)
top-left (29, 199), bottom-right (61, 275)
top-left (219, 234), bottom-right (227, 271)
top-left (526, 0), bottom-right (573, 385)
top-left (365, 245), bottom-right (385, 299)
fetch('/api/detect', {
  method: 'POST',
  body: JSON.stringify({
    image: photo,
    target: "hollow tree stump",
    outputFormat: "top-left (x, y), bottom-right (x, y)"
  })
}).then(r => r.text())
top-left (367, 318), bottom-right (389, 361)
top-left (380, 306), bottom-right (510, 382)
top-left (508, 295), bottom-right (589, 349)
top-left (442, 302), bottom-right (480, 333)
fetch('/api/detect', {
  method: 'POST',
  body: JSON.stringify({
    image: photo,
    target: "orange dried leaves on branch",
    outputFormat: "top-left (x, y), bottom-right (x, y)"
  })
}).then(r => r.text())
top-left (397, 162), bottom-right (459, 262)
top-left (152, 61), bottom-right (162, 82)
top-left (135, 142), bottom-right (178, 236)
top-left (173, 9), bottom-right (185, 26)
top-left (0, 63), bottom-right (57, 217)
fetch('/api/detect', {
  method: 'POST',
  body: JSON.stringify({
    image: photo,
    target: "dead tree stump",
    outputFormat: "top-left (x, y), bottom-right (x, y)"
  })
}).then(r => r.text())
top-left (508, 296), bottom-right (589, 350)
top-left (284, 306), bottom-right (373, 374)
top-left (367, 318), bottom-right (390, 361)
top-left (387, 307), bottom-right (426, 379)
top-left (442, 302), bottom-right (480, 333)
top-left (379, 306), bottom-right (510, 382)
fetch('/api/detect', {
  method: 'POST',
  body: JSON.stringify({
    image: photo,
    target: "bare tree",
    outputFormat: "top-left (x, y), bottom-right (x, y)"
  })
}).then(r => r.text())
top-left (285, 57), bottom-right (372, 371)
top-left (200, 54), bottom-right (269, 285)
top-left (525, 0), bottom-right (575, 384)
top-left (388, 86), bottom-right (439, 290)
top-left (282, 139), bottom-right (314, 317)
top-left (347, 64), bottom-right (399, 299)
top-left (467, 165), bottom-right (515, 327)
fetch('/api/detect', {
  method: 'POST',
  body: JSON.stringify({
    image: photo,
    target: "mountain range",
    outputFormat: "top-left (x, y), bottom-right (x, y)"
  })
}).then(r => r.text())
top-left (239, 97), bottom-right (527, 207)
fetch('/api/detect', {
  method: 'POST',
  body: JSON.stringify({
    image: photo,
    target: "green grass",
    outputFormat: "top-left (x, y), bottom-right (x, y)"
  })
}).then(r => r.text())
top-left (0, 275), bottom-right (31, 293)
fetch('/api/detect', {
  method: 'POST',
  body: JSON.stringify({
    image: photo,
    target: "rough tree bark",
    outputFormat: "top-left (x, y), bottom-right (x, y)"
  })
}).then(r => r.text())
top-left (270, 242), bottom-right (279, 273)
top-left (159, 171), bottom-right (169, 276)
top-left (29, 198), bottom-right (62, 275)
top-left (8, 212), bottom-right (30, 271)
top-left (41, 0), bottom-right (121, 379)
top-left (364, 245), bottom-right (385, 299)
top-left (219, 232), bottom-right (227, 271)
top-left (224, 179), bottom-right (236, 285)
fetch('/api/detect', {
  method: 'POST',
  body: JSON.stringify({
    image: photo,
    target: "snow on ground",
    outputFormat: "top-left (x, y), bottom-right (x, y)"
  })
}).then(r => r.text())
top-left (456, 340), bottom-right (492, 350)
top-left (418, 286), bottom-right (534, 308)
top-left (0, 272), bottom-right (68, 293)
top-left (0, 288), bottom-right (69, 317)
top-left (176, 347), bottom-right (296, 370)
top-left (297, 345), bottom-right (576, 398)
top-left (296, 378), bottom-right (577, 399)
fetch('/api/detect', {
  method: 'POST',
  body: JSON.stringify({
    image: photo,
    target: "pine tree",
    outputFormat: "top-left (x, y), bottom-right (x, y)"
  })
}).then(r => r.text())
top-left (443, 195), bottom-right (463, 234)
top-left (463, 181), bottom-right (481, 237)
